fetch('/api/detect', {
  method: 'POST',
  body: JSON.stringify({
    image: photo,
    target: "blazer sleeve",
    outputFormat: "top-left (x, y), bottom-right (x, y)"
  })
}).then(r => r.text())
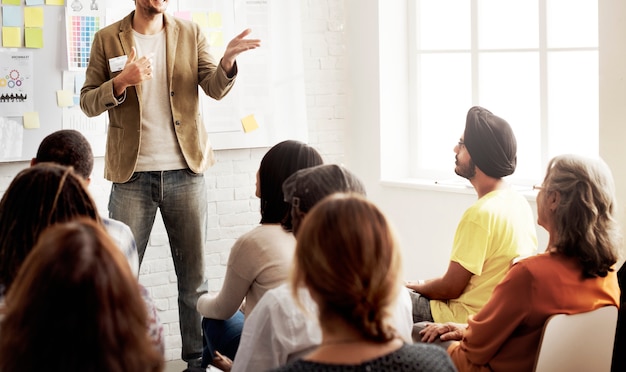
top-left (194, 23), bottom-right (236, 100)
top-left (80, 29), bottom-right (123, 117)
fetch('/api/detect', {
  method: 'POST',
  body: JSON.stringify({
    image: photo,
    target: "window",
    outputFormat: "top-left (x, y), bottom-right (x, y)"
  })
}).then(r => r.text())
top-left (408, 0), bottom-right (598, 183)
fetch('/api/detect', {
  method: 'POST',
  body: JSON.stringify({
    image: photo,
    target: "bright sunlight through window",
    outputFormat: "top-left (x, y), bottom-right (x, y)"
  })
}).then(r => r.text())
top-left (408, 0), bottom-right (598, 184)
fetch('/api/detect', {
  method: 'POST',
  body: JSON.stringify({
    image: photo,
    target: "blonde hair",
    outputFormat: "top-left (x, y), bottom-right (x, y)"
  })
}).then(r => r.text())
top-left (291, 193), bottom-right (402, 342)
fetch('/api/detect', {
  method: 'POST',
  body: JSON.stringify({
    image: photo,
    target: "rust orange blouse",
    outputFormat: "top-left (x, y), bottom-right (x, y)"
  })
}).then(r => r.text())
top-left (447, 252), bottom-right (619, 372)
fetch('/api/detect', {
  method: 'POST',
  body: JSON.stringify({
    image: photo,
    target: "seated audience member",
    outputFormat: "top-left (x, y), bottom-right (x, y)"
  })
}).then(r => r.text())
top-left (196, 140), bottom-right (323, 369)
top-left (0, 163), bottom-right (163, 353)
top-left (406, 106), bottom-right (537, 324)
top-left (0, 218), bottom-right (164, 372)
top-left (0, 164), bottom-right (101, 296)
top-left (31, 130), bottom-right (163, 350)
top-left (232, 164), bottom-right (414, 371)
top-left (269, 194), bottom-right (456, 371)
top-left (31, 129), bottom-right (139, 276)
top-left (419, 154), bottom-right (620, 372)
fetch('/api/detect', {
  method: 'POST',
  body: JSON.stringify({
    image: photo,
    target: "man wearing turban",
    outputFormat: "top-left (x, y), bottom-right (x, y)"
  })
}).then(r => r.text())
top-left (407, 106), bottom-right (538, 329)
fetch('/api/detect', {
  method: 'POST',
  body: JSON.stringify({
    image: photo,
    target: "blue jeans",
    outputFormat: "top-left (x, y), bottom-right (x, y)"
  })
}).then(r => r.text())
top-left (109, 169), bottom-right (208, 363)
top-left (200, 311), bottom-right (244, 367)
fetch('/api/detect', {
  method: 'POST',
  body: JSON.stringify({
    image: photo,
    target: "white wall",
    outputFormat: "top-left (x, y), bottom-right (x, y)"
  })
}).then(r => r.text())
top-left (599, 0), bottom-right (626, 267)
top-left (344, 0), bottom-right (626, 281)
top-left (342, 0), bottom-right (537, 282)
top-left (0, 0), bottom-right (348, 361)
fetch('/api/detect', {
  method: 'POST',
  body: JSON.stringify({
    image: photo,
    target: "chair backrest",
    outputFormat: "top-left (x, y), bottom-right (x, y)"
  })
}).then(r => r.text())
top-left (534, 306), bottom-right (618, 372)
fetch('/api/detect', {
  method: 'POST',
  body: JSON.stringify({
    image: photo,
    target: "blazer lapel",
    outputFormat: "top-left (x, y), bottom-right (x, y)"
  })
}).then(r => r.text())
top-left (118, 11), bottom-right (141, 98)
top-left (164, 14), bottom-right (179, 89)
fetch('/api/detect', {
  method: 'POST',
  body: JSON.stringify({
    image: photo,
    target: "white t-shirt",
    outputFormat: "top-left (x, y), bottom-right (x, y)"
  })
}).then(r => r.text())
top-left (133, 29), bottom-right (187, 172)
top-left (231, 283), bottom-right (414, 372)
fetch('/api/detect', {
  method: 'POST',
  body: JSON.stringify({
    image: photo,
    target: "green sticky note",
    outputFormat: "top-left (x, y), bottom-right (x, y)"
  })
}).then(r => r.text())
top-left (25, 27), bottom-right (43, 48)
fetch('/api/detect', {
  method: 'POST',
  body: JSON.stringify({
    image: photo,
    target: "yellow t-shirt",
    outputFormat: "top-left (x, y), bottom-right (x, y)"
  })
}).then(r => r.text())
top-left (430, 188), bottom-right (538, 323)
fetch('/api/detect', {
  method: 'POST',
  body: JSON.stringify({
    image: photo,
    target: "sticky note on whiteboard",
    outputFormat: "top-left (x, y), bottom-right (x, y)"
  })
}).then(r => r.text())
top-left (56, 90), bottom-right (74, 107)
top-left (241, 114), bottom-right (259, 133)
top-left (23, 112), bottom-right (40, 129)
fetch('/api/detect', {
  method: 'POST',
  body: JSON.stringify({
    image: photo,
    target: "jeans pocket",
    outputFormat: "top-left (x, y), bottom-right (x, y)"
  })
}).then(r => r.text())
top-left (184, 168), bottom-right (204, 177)
top-left (122, 172), bottom-right (142, 184)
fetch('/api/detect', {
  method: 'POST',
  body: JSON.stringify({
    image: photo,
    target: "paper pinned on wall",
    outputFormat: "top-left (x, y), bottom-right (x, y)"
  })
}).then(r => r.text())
top-left (0, 50), bottom-right (34, 116)
top-left (24, 6), bottom-right (44, 27)
top-left (2, 27), bottom-right (21, 47)
top-left (241, 114), bottom-right (259, 133)
top-left (2, 5), bottom-right (22, 26)
top-left (25, 28), bottom-right (44, 48)
top-left (65, 8), bottom-right (103, 71)
top-left (192, 12), bottom-right (209, 28)
top-left (56, 90), bottom-right (74, 107)
top-left (23, 111), bottom-right (39, 128)
top-left (1, 0), bottom-right (21, 6)
top-left (209, 31), bottom-right (223, 47)
top-left (0, 117), bottom-right (24, 160)
top-left (208, 12), bottom-right (222, 28)
top-left (74, 73), bottom-right (86, 94)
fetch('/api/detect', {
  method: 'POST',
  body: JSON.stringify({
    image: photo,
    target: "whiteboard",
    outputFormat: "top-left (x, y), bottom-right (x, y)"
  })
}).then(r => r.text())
top-left (195, 0), bottom-right (308, 150)
top-left (0, 0), bottom-right (307, 162)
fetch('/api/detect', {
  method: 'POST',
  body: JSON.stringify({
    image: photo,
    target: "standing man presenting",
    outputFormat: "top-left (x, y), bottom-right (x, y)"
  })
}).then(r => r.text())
top-left (80, 0), bottom-right (260, 367)
top-left (406, 106), bottom-right (537, 327)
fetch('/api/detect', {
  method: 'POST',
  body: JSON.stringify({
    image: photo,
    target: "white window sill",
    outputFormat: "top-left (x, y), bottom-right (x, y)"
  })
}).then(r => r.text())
top-left (380, 178), bottom-right (539, 202)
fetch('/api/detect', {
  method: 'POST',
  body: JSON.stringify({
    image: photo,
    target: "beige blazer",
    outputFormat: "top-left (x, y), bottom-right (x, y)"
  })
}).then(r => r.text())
top-left (80, 11), bottom-right (235, 183)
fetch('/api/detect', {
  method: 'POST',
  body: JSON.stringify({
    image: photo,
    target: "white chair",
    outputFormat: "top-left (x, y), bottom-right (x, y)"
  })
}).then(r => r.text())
top-left (533, 306), bottom-right (618, 372)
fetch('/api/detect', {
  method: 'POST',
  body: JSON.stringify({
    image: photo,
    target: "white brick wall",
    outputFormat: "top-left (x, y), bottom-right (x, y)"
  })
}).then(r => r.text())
top-left (0, 0), bottom-right (347, 362)
top-left (0, 0), bottom-right (345, 362)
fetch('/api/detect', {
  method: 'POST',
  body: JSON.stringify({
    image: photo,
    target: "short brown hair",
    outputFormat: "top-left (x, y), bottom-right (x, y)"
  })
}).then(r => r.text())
top-left (35, 129), bottom-right (94, 180)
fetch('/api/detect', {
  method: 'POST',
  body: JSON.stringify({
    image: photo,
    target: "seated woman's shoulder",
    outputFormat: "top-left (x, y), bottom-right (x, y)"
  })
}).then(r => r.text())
top-left (399, 343), bottom-right (457, 372)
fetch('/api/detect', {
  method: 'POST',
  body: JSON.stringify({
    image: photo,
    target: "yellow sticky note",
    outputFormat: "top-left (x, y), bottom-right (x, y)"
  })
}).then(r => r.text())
top-left (2, 0), bottom-right (21, 5)
top-left (2, 27), bottom-right (21, 48)
top-left (45, 0), bottom-right (64, 5)
top-left (25, 7), bottom-right (44, 27)
top-left (241, 114), bottom-right (259, 133)
top-left (208, 12), bottom-right (222, 28)
top-left (25, 27), bottom-right (44, 48)
top-left (192, 12), bottom-right (209, 28)
top-left (24, 112), bottom-right (40, 129)
top-left (56, 90), bottom-right (74, 107)
top-left (209, 31), bottom-right (223, 47)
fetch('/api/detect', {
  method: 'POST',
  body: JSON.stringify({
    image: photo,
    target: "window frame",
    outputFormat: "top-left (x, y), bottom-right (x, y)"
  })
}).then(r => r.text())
top-left (404, 0), bottom-right (599, 186)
